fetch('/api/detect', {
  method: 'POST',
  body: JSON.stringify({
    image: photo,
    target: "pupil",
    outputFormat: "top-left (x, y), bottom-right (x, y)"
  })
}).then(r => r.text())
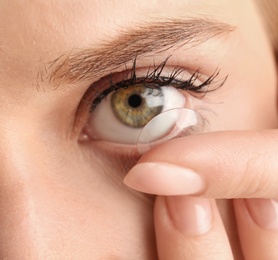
top-left (128, 94), bottom-right (142, 108)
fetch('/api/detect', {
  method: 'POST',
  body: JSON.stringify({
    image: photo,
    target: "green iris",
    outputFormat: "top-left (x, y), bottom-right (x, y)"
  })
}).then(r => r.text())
top-left (111, 84), bottom-right (164, 128)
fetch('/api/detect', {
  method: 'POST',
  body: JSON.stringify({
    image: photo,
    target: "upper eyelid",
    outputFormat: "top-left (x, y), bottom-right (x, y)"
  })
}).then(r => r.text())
top-left (40, 18), bottom-right (234, 88)
top-left (82, 61), bottom-right (225, 111)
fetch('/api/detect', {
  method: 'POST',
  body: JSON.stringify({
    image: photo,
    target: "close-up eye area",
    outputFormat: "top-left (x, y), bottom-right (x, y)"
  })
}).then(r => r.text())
top-left (84, 84), bottom-right (186, 144)
top-left (79, 59), bottom-right (223, 147)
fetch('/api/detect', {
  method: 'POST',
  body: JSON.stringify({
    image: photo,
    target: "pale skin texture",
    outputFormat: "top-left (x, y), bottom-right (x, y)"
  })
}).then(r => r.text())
top-left (0, 0), bottom-right (278, 259)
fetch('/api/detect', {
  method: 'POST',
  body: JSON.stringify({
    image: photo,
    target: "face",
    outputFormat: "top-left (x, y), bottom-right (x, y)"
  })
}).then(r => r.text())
top-left (0, 0), bottom-right (277, 258)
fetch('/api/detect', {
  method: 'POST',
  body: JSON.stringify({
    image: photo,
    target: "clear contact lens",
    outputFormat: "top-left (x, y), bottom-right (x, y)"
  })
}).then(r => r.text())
top-left (137, 108), bottom-right (202, 154)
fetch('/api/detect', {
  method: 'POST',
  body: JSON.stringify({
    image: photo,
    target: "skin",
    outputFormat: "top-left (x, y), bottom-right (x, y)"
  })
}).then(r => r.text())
top-left (0, 0), bottom-right (277, 259)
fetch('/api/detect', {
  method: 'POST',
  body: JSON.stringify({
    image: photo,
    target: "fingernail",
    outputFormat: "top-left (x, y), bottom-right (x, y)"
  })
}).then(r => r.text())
top-left (245, 199), bottom-right (278, 230)
top-left (166, 196), bottom-right (212, 235)
top-left (124, 162), bottom-right (205, 195)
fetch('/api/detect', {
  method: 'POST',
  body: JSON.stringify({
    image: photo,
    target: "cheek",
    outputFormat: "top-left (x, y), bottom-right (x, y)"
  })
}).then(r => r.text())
top-left (0, 130), bottom-right (156, 259)
top-left (37, 145), bottom-right (156, 258)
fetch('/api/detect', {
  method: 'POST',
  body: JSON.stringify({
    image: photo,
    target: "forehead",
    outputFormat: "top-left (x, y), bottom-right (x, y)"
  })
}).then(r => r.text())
top-left (0, 0), bottom-right (246, 50)
top-left (0, 0), bottom-right (260, 86)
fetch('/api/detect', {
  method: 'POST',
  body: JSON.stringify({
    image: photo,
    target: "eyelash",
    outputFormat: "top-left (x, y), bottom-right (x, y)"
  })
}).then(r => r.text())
top-left (83, 57), bottom-right (227, 111)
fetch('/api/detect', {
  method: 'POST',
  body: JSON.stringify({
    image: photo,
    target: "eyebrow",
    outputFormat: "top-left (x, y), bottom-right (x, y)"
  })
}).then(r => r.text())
top-left (43, 18), bottom-right (234, 87)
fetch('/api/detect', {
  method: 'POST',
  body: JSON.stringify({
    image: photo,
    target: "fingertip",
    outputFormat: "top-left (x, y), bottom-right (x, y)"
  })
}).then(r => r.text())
top-left (234, 199), bottom-right (278, 259)
top-left (245, 199), bottom-right (278, 231)
top-left (165, 196), bottom-right (212, 235)
top-left (154, 196), bottom-right (233, 260)
top-left (123, 162), bottom-right (205, 195)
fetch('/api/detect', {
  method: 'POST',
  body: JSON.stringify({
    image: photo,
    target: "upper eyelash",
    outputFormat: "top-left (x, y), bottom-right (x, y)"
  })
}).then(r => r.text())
top-left (88, 57), bottom-right (227, 110)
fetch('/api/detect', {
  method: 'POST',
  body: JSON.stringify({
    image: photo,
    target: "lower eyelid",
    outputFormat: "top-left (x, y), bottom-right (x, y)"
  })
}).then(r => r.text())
top-left (81, 138), bottom-right (141, 159)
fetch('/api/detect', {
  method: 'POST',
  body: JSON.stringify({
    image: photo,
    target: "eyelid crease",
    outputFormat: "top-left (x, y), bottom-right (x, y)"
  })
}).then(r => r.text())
top-left (42, 18), bottom-right (234, 88)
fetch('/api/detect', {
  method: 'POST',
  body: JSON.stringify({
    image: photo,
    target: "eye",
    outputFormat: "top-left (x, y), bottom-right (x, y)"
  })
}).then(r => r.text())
top-left (84, 84), bottom-right (186, 144)
top-left (80, 58), bottom-right (224, 146)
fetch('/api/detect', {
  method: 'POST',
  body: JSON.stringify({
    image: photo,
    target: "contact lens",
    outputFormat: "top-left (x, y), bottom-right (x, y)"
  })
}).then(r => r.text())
top-left (137, 108), bottom-right (202, 154)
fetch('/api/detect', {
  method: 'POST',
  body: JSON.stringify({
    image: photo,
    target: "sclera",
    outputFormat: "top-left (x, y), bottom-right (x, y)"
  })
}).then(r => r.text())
top-left (137, 108), bottom-right (200, 154)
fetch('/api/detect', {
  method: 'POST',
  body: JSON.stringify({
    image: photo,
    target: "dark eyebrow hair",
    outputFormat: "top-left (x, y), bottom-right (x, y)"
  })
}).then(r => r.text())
top-left (42, 18), bottom-right (234, 87)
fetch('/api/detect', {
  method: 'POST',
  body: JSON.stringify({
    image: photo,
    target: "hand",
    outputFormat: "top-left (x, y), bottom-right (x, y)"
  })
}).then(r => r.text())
top-left (124, 130), bottom-right (278, 259)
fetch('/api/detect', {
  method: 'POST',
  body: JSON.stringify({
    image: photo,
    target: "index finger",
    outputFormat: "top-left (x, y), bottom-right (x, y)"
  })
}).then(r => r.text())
top-left (124, 130), bottom-right (278, 198)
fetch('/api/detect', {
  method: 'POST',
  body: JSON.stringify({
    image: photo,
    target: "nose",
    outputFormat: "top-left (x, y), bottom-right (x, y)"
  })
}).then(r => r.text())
top-left (0, 123), bottom-right (78, 259)
top-left (0, 129), bottom-right (51, 259)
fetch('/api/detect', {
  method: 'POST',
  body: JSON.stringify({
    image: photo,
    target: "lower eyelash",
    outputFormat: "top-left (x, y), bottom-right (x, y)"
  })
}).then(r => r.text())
top-left (86, 57), bottom-right (227, 111)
